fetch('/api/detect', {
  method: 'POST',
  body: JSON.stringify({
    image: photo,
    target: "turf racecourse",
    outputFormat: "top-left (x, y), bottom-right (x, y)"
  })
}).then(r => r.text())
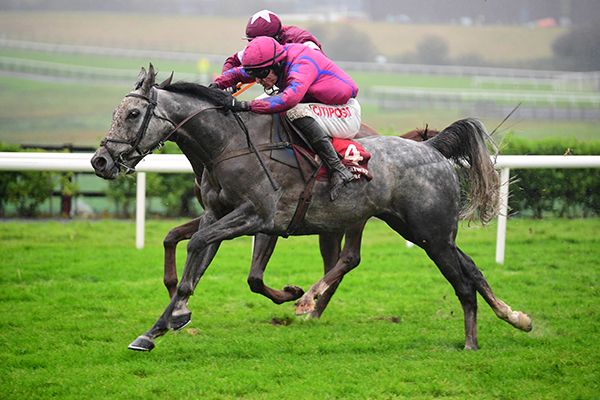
top-left (0, 218), bottom-right (598, 399)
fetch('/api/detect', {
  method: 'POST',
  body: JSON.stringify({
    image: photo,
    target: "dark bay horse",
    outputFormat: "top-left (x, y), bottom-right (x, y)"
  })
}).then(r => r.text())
top-left (160, 124), bottom-right (439, 316)
top-left (91, 66), bottom-right (532, 351)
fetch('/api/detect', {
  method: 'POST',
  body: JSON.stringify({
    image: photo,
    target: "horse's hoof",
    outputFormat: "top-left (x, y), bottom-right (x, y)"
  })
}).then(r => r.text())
top-left (283, 285), bottom-right (305, 299)
top-left (509, 311), bottom-right (533, 332)
top-left (295, 297), bottom-right (315, 315)
top-left (464, 341), bottom-right (479, 351)
top-left (170, 312), bottom-right (192, 331)
top-left (128, 335), bottom-right (155, 352)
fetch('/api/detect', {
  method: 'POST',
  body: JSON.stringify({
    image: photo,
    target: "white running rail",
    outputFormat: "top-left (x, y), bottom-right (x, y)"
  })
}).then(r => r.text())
top-left (1, 152), bottom-right (600, 263)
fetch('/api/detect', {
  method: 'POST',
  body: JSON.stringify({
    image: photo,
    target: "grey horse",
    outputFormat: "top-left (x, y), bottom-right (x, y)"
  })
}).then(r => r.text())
top-left (159, 124), bottom-right (437, 315)
top-left (91, 66), bottom-right (532, 352)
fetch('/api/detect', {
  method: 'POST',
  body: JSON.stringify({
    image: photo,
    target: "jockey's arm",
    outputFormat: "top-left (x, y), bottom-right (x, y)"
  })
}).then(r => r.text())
top-left (250, 59), bottom-right (317, 113)
top-left (213, 67), bottom-right (254, 90)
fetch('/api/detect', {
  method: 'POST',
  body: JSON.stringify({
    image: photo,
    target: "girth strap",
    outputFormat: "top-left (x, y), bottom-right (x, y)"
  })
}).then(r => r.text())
top-left (209, 142), bottom-right (290, 167)
top-left (284, 156), bottom-right (320, 237)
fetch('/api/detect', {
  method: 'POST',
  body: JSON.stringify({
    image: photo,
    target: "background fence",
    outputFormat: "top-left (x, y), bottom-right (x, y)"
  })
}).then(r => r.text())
top-left (2, 38), bottom-right (599, 120)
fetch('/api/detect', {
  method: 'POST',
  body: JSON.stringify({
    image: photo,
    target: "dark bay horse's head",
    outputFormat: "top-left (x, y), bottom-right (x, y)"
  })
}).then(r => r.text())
top-left (91, 64), bottom-right (175, 179)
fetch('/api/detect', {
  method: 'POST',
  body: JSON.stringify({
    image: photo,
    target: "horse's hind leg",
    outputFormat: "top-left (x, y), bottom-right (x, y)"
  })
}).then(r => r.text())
top-left (247, 233), bottom-right (305, 304)
top-left (162, 217), bottom-right (202, 298)
top-left (424, 243), bottom-right (480, 350)
top-left (456, 248), bottom-right (532, 332)
top-left (426, 243), bottom-right (532, 349)
top-left (309, 232), bottom-right (344, 318)
top-left (296, 224), bottom-right (365, 316)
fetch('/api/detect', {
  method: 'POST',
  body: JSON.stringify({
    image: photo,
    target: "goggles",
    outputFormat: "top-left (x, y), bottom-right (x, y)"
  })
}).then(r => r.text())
top-left (246, 67), bottom-right (271, 80)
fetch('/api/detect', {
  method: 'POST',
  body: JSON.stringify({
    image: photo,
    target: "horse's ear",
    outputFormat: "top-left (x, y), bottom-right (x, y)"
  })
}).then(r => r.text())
top-left (157, 71), bottom-right (174, 89)
top-left (141, 63), bottom-right (157, 94)
top-left (133, 67), bottom-right (146, 90)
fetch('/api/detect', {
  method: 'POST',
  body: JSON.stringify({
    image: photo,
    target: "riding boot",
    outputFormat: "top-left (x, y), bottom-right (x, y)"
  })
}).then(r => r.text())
top-left (293, 117), bottom-right (354, 201)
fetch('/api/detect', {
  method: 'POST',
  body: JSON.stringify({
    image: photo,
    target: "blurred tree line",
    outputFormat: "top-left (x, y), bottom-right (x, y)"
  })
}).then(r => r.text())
top-left (310, 22), bottom-right (599, 71)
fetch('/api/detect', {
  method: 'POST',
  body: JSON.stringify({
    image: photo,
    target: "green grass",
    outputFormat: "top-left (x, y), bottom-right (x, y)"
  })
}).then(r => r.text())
top-left (0, 218), bottom-right (598, 399)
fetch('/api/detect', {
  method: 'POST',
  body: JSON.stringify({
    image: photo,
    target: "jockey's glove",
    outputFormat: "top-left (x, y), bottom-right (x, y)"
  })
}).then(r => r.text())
top-left (208, 82), bottom-right (238, 94)
top-left (224, 85), bottom-right (239, 94)
top-left (225, 97), bottom-right (251, 112)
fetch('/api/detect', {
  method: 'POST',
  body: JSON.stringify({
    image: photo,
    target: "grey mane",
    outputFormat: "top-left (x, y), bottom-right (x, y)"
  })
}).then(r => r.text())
top-left (163, 82), bottom-right (230, 106)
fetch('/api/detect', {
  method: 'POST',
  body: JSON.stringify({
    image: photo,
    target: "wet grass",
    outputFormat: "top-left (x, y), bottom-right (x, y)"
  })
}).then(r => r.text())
top-left (0, 218), bottom-right (598, 399)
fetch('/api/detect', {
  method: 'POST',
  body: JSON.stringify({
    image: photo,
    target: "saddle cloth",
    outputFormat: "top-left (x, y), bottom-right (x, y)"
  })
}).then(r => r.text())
top-left (306, 138), bottom-right (373, 181)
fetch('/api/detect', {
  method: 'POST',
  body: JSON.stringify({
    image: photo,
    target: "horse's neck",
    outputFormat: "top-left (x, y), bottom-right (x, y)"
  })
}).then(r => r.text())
top-left (158, 90), bottom-right (273, 171)
top-left (160, 91), bottom-right (232, 166)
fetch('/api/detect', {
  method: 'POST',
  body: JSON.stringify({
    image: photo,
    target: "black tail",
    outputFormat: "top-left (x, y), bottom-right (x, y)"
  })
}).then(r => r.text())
top-left (426, 118), bottom-right (499, 224)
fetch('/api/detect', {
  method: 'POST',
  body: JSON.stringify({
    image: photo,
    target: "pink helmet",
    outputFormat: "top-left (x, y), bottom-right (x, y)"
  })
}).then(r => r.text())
top-left (242, 36), bottom-right (286, 69)
top-left (245, 10), bottom-right (282, 40)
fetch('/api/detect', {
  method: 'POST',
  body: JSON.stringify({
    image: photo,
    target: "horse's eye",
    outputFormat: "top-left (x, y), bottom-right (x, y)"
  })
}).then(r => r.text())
top-left (127, 109), bottom-right (141, 119)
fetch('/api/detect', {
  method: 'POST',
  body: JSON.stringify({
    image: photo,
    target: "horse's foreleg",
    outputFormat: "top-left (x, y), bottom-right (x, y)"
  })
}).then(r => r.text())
top-left (295, 224), bottom-right (365, 316)
top-left (309, 232), bottom-right (344, 318)
top-left (128, 241), bottom-right (221, 352)
top-left (129, 204), bottom-right (264, 351)
top-left (247, 234), bottom-right (305, 304)
top-left (162, 217), bottom-right (202, 298)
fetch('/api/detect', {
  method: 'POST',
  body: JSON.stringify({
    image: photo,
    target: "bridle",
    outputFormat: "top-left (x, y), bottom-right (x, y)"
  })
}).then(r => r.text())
top-left (101, 87), bottom-right (221, 174)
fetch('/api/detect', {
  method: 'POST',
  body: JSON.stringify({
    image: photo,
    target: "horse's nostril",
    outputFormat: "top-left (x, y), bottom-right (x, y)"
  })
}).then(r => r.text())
top-left (92, 155), bottom-right (107, 170)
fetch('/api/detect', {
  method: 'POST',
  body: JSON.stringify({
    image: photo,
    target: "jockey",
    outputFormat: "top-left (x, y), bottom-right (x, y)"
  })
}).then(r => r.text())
top-left (212, 36), bottom-right (361, 201)
top-left (221, 9), bottom-right (322, 73)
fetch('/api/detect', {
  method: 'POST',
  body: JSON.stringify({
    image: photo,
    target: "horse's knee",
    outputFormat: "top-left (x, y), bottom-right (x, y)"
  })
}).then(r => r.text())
top-left (247, 276), bottom-right (264, 293)
top-left (187, 234), bottom-right (207, 252)
top-left (163, 230), bottom-right (181, 248)
top-left (164, 276), bottom-right (178, 291)
top-left (340, 254), bottom-right (361, 270)
top-left (177, 282), bottom-right (194, 297)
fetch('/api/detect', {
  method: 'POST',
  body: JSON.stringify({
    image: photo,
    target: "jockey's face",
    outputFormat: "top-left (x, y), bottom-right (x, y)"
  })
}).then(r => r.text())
top-left (256, 69), bottom-right (278, 90)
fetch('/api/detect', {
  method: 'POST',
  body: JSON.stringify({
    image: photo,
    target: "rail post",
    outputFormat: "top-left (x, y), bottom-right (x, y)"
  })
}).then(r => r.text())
top-left (135, 172), bottom-right (146, 249)
top-left (495, 167), bottom-right (510, 264)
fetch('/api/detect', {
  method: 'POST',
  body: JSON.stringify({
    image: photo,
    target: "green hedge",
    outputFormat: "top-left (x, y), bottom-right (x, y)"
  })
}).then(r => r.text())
top-left (2, 138), bottom-right (599, 218)
top-left (0, 143), bottom-right (57, 217)
top-left (500, 136), bottom-right (600, 218)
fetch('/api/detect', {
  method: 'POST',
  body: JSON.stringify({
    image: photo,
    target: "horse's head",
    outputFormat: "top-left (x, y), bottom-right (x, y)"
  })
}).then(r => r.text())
top-left (91, 64), bottom-right (175, 179)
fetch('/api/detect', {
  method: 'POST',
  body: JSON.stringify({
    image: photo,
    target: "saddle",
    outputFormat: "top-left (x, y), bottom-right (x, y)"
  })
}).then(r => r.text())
top-left (271, 113), bottom-right (372, 183)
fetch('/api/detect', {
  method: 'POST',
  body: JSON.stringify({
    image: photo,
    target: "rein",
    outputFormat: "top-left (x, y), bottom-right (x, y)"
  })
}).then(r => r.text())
top-left (230, 112), bottom-right (281, 191)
